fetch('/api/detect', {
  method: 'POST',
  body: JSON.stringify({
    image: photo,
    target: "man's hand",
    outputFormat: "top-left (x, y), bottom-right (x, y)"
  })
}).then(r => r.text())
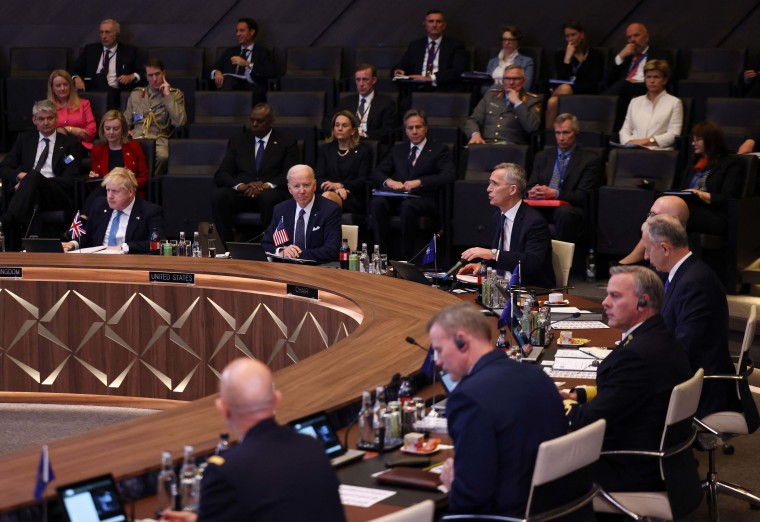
top-left (230, 56), bottom-right (250, 67)
top-left (213, 70), bottom-right (224, 89)
top-left (159, 80), bottom-right (172, 97)
top-left (458, 262), bottom-right (481, 275)
top-left (527, 184), bottom-right (558, 200)
top-left (618, 42), bottom-right (638, 60)
top-left (62, 241), bottom-right (76, 252)
top-left (393, 68), bottom-right (405, 77)
top-left (385, 179), bottom-right (405, 191)
top-left (407, 74), bottom-right (432, 82)
top-left (240, 181), bottom-right (266, 197)
top-left (468, 133), bottom-right (486, 145)
top-left (402, 179), bottom-right (422, 191)
top-left (744, 69), bottom-right (758, 82)
top-left (279, 244), bottom-right (302, 259)
top-left (74, 77), bottom-right (86, 91)
top-left (117, 73), bottom-right (136, 85)
top-left (506, 87), bottom-right (522, 106)
top-left (461, 247), bottom-right (494, 262)
top-left (440, 457), bottom-right (454, 489)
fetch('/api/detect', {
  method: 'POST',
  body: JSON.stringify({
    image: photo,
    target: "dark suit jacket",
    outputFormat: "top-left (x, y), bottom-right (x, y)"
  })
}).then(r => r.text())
top-left (212, 45), bottom-right (274, 90)
top-left (78, 196), bottom-right (164, 254)
top-left (679, 154), bottom-right (745, 209)
top-left (528, 146), bottom-right (603, 207)
top-left (566, 315), bottom-right (696, 492)
top-left (214, 130), bottom-right (299, 189)
top-left (335, 92), bottom-right (397, 143)
top-left (395, 36), bottom-right (467, 87)
top-left (662, 254), bottom-right (740, 417)
top-left (606, 47), bottom-right (672, 86)
top-left (553, 47), bottom-right (606, 94)
top-left (0, 132), bottom-right (81, 194)
top-left (315, 141), bottom-right (371, 209)
top-left (446, 350), bottom-right (566, 516)
top-left (261, 196), bottom-right (342, 263)
top-left (199, 418), bottom-right (345, 522)
top-left (73, 42), bottom-right (143, 90)
top-left (489, 203), bottom-right (556, 288)
top-left (372, 139), bottom-right (455, 203)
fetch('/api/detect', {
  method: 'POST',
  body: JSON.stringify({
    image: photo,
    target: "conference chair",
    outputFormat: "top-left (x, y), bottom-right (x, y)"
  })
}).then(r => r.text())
top-left (147, 47), bottom-right (204, 81)
top-left (192, 91), bottom-right (252, 125)
top-left (441, 418), bottom-right (606, 522)
top-left (411, 92), bottom-right (472, 164)
top-left (280, 47), bottom-right (343, 108)
top-left (694, 305), bottom-right (760, 521)
top-left (550, 240), bottom-right (574, 288)
top-left (462, 144), bottom-right (529, 181)
top-left (547, 95), bottom-right (619, 148)
top-left (341, 224), bottom-right (359, 253)
top-left (10, 47), bottom-right (69, 77)
top-left (166, 139), bottom-right (228, 177)
top-left (4, 77), bottom-right (48, 133)
top-left (594, 369), bottom-right (704, 521)
top-left (705, 98), bottom-right (760, 151)
top-left (686, 48), bottom-right (746, 83)
top-left (353, 46), bottom-right (406, 94)
top-left (79, 92), bottom-right (109, 123)
top-left (451, 179), bottom-right (491, 248)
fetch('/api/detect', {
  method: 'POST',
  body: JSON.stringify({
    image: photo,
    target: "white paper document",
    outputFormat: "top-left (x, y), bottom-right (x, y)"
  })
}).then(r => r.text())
top-left (551, 320), bottom-right (609, 329)
top-left (339, 484), bottom-right (397, 507)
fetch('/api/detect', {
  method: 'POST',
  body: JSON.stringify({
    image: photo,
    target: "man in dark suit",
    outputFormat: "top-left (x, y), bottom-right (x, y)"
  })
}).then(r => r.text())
top-left (563, 266), bottom-right (698, 497)
top-left (642, 215), bottom-right (740, 417)
top-left (429, 303), bottom-right (566, 516)
top-left (332, 63), bottom-right (397, 144)
top-left (603, 23), bottom-right (672, 106)
top-left (527, 113), bottom-right (603, 242)
top-left (210, 17), bottom-right (274, 105)
top-left (213, 103), bottom-right (299, 245)
top-left (459, 163), bottom-right (555, 288)
top-left (71, 19), bottom-right (143, 109)
top-left (0, 100), bottom-right (81, 251)
top-left (161, 358), bottom-right (345, 522)
top-left (62, 167), bottom-right (163, 254)
top-left (370, 109), bottom-right (455, 259)
top-left (262, 165), bottom-right (341, 264)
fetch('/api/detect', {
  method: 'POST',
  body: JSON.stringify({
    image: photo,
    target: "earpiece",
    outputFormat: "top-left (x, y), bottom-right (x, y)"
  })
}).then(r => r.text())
top-left (637, 297), bottom-right (647, 308)
top-left (454, 337), bottom-right (466, 350)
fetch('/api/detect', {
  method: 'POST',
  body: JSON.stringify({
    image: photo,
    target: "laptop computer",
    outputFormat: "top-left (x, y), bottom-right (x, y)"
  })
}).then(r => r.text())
top-left (22, 238), bottom-right (64, 253)
top-left (390, 260), bottom-right (431, 285)
top-left (56, 473), bottom-right (128, 522)
top-left (227, 242), bottom-right (269, 261)
top-left (289, 411), bottom-right (365, 467)
top-left (431, 370), bottom-right (459, 413)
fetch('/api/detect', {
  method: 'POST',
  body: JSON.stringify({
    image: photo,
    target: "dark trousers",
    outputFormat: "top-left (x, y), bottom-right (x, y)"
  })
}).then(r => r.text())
top-left (370, 195), bottom-right (437, 260)
top-left (212, 186), bottom-right (288, 244)
top-left (536, 205), bottom-right (585, 243)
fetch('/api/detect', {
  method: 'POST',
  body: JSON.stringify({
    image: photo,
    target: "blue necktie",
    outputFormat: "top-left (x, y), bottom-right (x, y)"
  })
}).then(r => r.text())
top-left (407, 146), bottom-right (418, 180)
top-left (107, 210), bottom-right (122, 246)
top-left (255, 139), bottom-right (265, 172)
top-left (294, 209), bottom-right (306, 249)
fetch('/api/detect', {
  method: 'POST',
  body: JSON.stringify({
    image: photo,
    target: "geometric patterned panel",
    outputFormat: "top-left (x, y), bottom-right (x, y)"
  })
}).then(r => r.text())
top-left (0, 281), bottom-right (360, 400)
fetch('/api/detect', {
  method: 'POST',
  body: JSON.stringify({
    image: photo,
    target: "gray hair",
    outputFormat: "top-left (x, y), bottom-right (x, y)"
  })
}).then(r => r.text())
top-left (427, 302), bottom-right (492, 342)
top-left (493, 162), bottom-right (527, 193)
top-left (609, 265), bottom-right (663, 313)
top-left (101, 19), bottom-right (120, 34)
top-left (645, 214), bottom-right (688, 249)
top-left (555, 113), bottom-right (580, 133)
top-left (32, 99), bottom-right (56, 117)
top-left (286, 164), bottom-right (315, 183)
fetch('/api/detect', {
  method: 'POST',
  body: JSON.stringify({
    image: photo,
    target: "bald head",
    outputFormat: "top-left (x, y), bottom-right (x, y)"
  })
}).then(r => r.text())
top-left (651, 196), bottom-right (689, 226)
top-left (218, 358), bottom-right (279, 427)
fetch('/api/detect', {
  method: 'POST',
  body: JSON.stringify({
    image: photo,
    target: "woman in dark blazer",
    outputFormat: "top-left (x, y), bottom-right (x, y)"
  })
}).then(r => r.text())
top-left (315, 110), bottom-right (371, 214)
top-left (679, 121), bottom-right (745, 235)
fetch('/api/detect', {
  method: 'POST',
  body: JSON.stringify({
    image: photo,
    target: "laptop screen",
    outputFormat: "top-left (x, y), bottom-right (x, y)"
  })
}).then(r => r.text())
top-left (289, 412), bottom-right (345, 458)
top-left (57, 474), bottom-right (127, 522)
top-left (439, 370), bottom-right (458, 395)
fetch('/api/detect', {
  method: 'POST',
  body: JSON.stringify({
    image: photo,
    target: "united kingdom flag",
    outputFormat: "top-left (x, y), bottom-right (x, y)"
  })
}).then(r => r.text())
top-left (272, 216), bottom-right (289, 246)
top-left (68, 211), bottom-right (86, 239)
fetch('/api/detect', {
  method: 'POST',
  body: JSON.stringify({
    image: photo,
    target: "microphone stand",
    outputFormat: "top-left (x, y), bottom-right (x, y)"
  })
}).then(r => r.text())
top-left (431, 234), bottom-right (439, 288)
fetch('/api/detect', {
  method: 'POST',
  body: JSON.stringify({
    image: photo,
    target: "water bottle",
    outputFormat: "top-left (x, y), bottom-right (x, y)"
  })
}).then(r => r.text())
top-left (359, 243), bottom-right (369, 273)
top-left (586, 248), bottom-right (597, 283)
top-left (397, 376), bottom-right (415, 407)
top-left (357, 390), bottom-right (374, 448)
top-left (496, 329), bottom-right (510, 352)
top-left (150, 228), bottom-right (160, 255)
top-left (371, 245), bottom-right (382, 274)
top-left (339, 238), bottom-right (350, 269)
top-left (178, 231), bottom-right (186, 256)
top-left (215, 433), bottom-right (230, 455)
top-left (373, 386), bottom-right (387, 445)
top-left (156, 451), bottom-right (177, 515)
top-left (192, 232), bottom-right (202, 258)
top-left (179, 445), bottom-right (197, 511)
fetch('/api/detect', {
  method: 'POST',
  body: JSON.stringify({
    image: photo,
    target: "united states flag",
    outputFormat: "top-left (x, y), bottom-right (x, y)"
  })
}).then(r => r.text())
top-left (68, 211), bottom-right (86, 239)
top-left (272, 216), bottom-right (289, 246)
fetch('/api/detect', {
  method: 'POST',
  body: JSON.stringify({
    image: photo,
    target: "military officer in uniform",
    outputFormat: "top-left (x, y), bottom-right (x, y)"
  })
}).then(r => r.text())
top-left (464, 64), bottom-right (542, 145)
top-left (124, 58), bottom-right (187, 176)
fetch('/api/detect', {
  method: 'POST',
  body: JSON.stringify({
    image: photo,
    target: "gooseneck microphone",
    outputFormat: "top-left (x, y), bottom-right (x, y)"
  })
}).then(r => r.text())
top-left (24, 204), bottom-right (40, 240)
top-left (405, 336), bottom-right (428, 353)
top-left (405, 336), bottom-right (438, 414)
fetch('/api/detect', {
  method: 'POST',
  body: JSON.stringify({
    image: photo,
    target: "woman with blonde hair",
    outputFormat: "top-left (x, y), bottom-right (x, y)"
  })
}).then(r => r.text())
top-left (47, 69), bottom-right (96, 151)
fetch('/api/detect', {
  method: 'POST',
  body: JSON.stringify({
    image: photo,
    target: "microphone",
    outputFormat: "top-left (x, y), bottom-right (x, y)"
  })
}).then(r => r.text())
top-left (246, 229), bottom-right (267, 243)
top-left (405, 336), bottom-right (428, 353)
top-left (24, 204), bottom-right (40, 240)
top-left (445, 257), bottom-right (483, 278)
top-left (406, 336), bottom-right (438, 414)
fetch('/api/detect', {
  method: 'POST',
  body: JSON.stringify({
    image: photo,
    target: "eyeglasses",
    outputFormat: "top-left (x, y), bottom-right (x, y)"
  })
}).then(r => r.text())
top-left (502, 37), bottom-right (518, 42)
top-left (502, 77), bottom-right (524, 82)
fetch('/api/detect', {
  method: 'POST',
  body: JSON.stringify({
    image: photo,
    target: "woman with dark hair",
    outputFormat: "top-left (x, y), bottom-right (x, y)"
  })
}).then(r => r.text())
top-left (315, 110), bottom-right (371, 214)
top-left (679, 121), bottom-right (744, 234)
top-left (485, 25), bottom-right (534, 92)
top-left (545, 20), bottom-right (605, 126)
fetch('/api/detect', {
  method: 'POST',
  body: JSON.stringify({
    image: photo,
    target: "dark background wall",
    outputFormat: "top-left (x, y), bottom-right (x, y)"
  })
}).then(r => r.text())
top-left (1, 0), bottom-right (759, 77)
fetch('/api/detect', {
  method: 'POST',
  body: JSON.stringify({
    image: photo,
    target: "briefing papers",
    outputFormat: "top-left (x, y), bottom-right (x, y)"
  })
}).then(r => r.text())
top-left (547, 348), bottom-right (611, 378)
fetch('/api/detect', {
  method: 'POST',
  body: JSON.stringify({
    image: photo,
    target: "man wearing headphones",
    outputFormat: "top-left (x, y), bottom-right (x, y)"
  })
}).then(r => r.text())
top-left (562, 266), bottom-right (695, 494)
top-left (428, 303), bottom-right (566, 517)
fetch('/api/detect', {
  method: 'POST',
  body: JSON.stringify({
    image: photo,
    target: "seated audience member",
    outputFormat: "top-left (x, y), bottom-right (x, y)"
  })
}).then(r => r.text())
top-left (210, 17), bottom-right (273, 105)
top-left (124, 59), bottom-right (187, 177)
top-left (71, 19), bottom-right (143, 109)
top-left (527, 113), bottom-right (603, 243)
top-left (678, 121), bottom-right (744, 235)
top-left (464, 65), bottom-right (541, 145)
top-left (544, 20), bottom-right (605, 126)
top-left (334, 64), bottom-right (397, 143)
top-left (261, 165), bottom-right (341, 264)
top-left (62, 167), bottom-right (162, 254)
top-left (459, 163), bottom-right (556, 288)
top-left (393, 9), bottom-right (467, 91)
top-left (160, 358), bottom-right (345, 522)
top-left (430, 303), bottom-right (566, 516)
top-left (642, 215), bottom-right (740, 417)
top-left (213, 103), bottom-right (299, 245)
top-left (370, 109), bottom-right (455, 259)
top-left (618, 59), bottom-right (682, 150)
top-left (48, 69), bottom-right (96, 152)
top-left (603, 23), bottom-right (671, 106)
top-left (484, 25), bottom-right (534, 93)
top-left (741, 59), bottom-right (760, 98)
top-left (562, 265), bottom-right (695, 492)
top-left (316, 111), bottom-right (371, 214)
top-left (90, 110), bottom-right (149, 200)
top-left (737, 127), bottom-right (760, 154)
top-left (0, 100), bottom-right (81, 250)
top-left (618, 195), bottom-right (689, 265)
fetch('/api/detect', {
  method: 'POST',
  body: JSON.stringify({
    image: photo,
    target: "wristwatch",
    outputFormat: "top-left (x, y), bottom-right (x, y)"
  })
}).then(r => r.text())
top-left (648, 137), bottom-right (656, 144)
top-left (490, 248), bottom-right (498, 258)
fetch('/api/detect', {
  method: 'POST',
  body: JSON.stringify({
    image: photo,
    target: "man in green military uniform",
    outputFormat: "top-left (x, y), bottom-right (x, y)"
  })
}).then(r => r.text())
top-left (464, 64), bottom-right (542, 145)
top-left (124, 58), bottom-right (187, 176)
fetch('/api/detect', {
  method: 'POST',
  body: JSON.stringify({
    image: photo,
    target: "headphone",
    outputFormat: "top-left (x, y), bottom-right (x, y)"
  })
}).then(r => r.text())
top-left (454, 337), bottom-right (466, 351)
top-left (637, 296), bottom-right (648, 308)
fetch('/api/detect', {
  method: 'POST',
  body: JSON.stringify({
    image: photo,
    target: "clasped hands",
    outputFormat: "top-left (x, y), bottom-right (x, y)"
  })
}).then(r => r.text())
top-left (385, 179), bottom-right (421, 191)
top-left (526, 184), bottom-right (558, 200)
top-left (238, 181), bottom-right (268, 197)
top-left (321, 181), bottom-right (349, 200)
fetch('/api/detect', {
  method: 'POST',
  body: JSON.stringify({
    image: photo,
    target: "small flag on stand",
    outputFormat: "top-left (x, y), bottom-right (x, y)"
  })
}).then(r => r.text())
top-left (34, 444), bottom-right (55, 503)
top-left (272, 217), bottom-right (289, 246)
top-left (68, 211), bottom-right (86, 239)
top-left (421, 236), bottom-right (436, 266)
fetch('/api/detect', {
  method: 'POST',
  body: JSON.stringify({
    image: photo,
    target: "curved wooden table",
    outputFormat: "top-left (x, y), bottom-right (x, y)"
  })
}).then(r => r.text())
top-left (0, 253), bottom-right (461, 513)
